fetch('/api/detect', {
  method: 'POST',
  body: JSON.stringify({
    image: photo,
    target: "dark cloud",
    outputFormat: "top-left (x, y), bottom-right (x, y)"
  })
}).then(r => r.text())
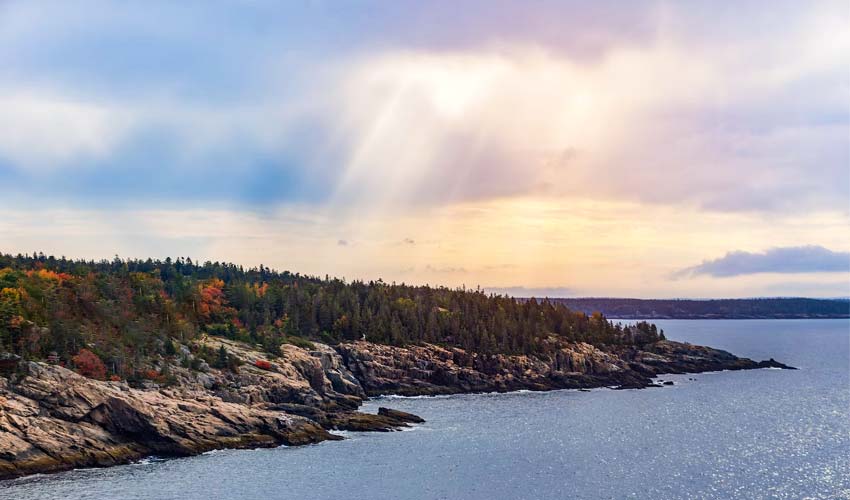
top-left (675, 246), bottom-right (850, 278)
top-left (337, 239), bottom-right (348, 246)
top-left (403, 238), bottom-right (415, 245)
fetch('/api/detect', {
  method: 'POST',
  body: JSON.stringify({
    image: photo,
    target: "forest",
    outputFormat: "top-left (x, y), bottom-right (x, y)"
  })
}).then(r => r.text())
top-left (551, 297), bottom-right (850, 319)
top-left (0, 252), bottom-right (664, 379)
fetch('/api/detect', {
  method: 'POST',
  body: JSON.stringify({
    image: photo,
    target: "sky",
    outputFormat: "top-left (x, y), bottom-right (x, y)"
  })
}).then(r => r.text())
top-left (0, 0), bottom-right (848, 298)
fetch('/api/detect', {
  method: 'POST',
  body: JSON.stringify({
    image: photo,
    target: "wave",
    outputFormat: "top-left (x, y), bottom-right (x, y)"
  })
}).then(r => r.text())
top-left (328, 430), bottom-right (355, 438)
top-left (373, 386), bottom-right (610, 401)
top-left (373, 393), bottom-right (454, 400)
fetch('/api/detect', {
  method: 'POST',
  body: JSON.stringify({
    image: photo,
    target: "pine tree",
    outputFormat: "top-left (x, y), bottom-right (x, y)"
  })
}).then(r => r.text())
top-left (214, 345), bottom-right (228, 369)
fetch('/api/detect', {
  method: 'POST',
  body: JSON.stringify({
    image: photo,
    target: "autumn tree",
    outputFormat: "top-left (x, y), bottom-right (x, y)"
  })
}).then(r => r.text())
top-left (72, 349), bottom-right (107, 380)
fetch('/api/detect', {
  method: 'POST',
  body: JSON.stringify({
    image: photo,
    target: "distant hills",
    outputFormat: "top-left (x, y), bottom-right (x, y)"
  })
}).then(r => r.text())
top-left (546, 298), bottom-right (850, 319)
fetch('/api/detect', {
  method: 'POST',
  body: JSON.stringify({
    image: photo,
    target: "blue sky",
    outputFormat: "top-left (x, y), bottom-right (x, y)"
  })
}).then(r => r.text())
top-left (1, 0), bottom-right (848, 297)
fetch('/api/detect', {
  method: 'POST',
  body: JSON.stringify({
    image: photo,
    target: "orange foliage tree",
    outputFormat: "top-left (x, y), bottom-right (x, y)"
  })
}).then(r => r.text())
top-left (72, 349), bottom-right (107, 380)
top-left (197, 279), bottom-right (236, 324)
top-left (25, 269), bottom-right (72, 283)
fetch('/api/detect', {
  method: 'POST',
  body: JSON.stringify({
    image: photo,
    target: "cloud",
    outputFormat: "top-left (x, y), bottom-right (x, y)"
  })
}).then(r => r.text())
top-left (0, 90), bottom-right (130, 168)
top-left (321, 33), bottom-right (848, 212)
top-left (484, 286), bottom-right (575, 298)
top-left (0, 1), bottom-right (846, 215)
top-left (675, 246), bottom-right (850, 278)
top-left (483, 264), bottom-right (518, 271)
top-left (337, 239), bottom-right (348, 246)
top-left (425, 265), bottom-right (467, 274)
top-left (2, 203), bottom-right (847, 298)
top-left (403, 238), bottom-right (415, 245)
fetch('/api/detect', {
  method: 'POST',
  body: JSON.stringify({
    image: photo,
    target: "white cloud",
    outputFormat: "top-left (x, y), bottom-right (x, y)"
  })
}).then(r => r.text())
top-left (0, 90), bottom-right (130, 168)
top-left (0, 87), bottom-right (308, 174)
top-left (311, 19), bottom-right (848, 213)
top-left (321, 45), bottom-right (712, 209)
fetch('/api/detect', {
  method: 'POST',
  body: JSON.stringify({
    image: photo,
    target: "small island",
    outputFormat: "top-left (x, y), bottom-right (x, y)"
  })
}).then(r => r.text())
top-left (0, 253), bottom-right (793, 479)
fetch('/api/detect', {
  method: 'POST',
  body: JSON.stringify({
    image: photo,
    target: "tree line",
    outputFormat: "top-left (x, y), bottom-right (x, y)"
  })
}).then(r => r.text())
top-left (0, 252), bottom-right (664, 378)
top-left (551, 297), bottom-right (850, 319)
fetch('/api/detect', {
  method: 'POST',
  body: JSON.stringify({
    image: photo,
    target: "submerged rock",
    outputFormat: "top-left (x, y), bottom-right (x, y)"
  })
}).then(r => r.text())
top-left (327, 411), bottom-right (419, 432)
top-left (756, 358), bottom-right (796, 370)
top-left (265, 403), bottom-right (423, 432)
top-left (378, 407), bottom-right (425, 424)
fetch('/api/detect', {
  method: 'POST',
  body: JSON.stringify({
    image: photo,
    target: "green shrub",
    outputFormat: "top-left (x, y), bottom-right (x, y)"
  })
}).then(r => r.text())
top-left (282, 336), bottom-right (315, 350)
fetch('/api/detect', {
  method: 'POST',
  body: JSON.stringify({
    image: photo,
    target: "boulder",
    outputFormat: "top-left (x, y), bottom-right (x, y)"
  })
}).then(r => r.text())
top-left (377, 407), bottom-right (425, 423)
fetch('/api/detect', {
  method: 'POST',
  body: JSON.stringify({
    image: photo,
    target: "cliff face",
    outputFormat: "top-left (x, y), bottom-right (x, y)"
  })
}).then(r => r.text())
top-left (0, 362), bottom-right (336, 479)
top-left (337, 340), bottom-right (628, 395)
top-left (337, 339), bottom-right (793, 395)
top-left (0, 338), bottom-right (418, 480)
top-left (192, 338), bottom-right (365, 408)
top-left (0, 338), bottom-right (791, 480)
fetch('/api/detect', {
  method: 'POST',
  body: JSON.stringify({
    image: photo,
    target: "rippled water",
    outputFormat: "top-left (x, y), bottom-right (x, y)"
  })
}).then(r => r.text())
top-left (2, 319), bottom-right (848, 500)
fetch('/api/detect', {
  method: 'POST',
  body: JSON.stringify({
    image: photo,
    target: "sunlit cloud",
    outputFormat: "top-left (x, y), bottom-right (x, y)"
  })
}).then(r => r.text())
top-left (2, 200), bottom-right (847, 298)
top-left (2, 3), bottom-right (846, 213)
top-left (320, 45), bottom-right (711, 210)
top-left (483, 286), bottom-right (576, 298)
top-left (424, 265), bottom-right (468, 274)
top-left (317, 28), bottom-right (847, 213)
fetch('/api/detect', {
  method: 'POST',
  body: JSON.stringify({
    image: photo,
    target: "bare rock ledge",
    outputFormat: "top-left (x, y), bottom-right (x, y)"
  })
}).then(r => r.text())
top-left (0, 338), bottom-right (792, 480)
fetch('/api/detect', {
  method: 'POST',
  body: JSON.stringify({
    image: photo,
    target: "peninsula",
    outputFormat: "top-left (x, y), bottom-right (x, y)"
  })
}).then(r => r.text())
top-left (0, 254), bottom-right (793, 479)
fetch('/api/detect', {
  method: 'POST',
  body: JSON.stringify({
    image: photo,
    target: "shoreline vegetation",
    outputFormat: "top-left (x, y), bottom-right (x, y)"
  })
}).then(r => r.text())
top-left (0, 253), bottom-right (794, 480)
top-left (549, 297), bottom-right (849, 319)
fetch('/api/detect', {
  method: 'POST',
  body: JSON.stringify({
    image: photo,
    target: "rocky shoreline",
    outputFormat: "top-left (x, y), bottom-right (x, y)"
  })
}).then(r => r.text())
top-left (0, 337), bottom-right (793, 480)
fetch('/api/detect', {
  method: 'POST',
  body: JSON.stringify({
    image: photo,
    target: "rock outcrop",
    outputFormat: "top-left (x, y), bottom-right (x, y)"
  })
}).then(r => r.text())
top-left (193, 338), bottom-right (364, 409)
top-left (0, 337), bottom-right (792, 480)
top-left (0, 362), bottom-right (337, 479)
top-left (0, 339), bottom-right (416, 480)
top-left (336, 339), bottom-right (795, 396)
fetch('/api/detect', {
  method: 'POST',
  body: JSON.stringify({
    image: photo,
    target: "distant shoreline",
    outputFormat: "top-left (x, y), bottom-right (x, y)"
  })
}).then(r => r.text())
top-left (608, 316), bottom-right (850, 320)
top-left (540, 297), bottom-right (850, 320)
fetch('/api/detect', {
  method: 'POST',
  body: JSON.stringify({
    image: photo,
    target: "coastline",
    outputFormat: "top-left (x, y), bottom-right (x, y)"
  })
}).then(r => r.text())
top-left (0, 337), bottom-right (793, 481)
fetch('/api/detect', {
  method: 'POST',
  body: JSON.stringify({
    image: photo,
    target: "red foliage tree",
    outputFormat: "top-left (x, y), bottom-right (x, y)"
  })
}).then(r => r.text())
top-left (254, 359), bottom-right (272, 370)
top-left (72, 348), bottom-right (107, 380)
top-left (197, 279), bottom-right (236, 323)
